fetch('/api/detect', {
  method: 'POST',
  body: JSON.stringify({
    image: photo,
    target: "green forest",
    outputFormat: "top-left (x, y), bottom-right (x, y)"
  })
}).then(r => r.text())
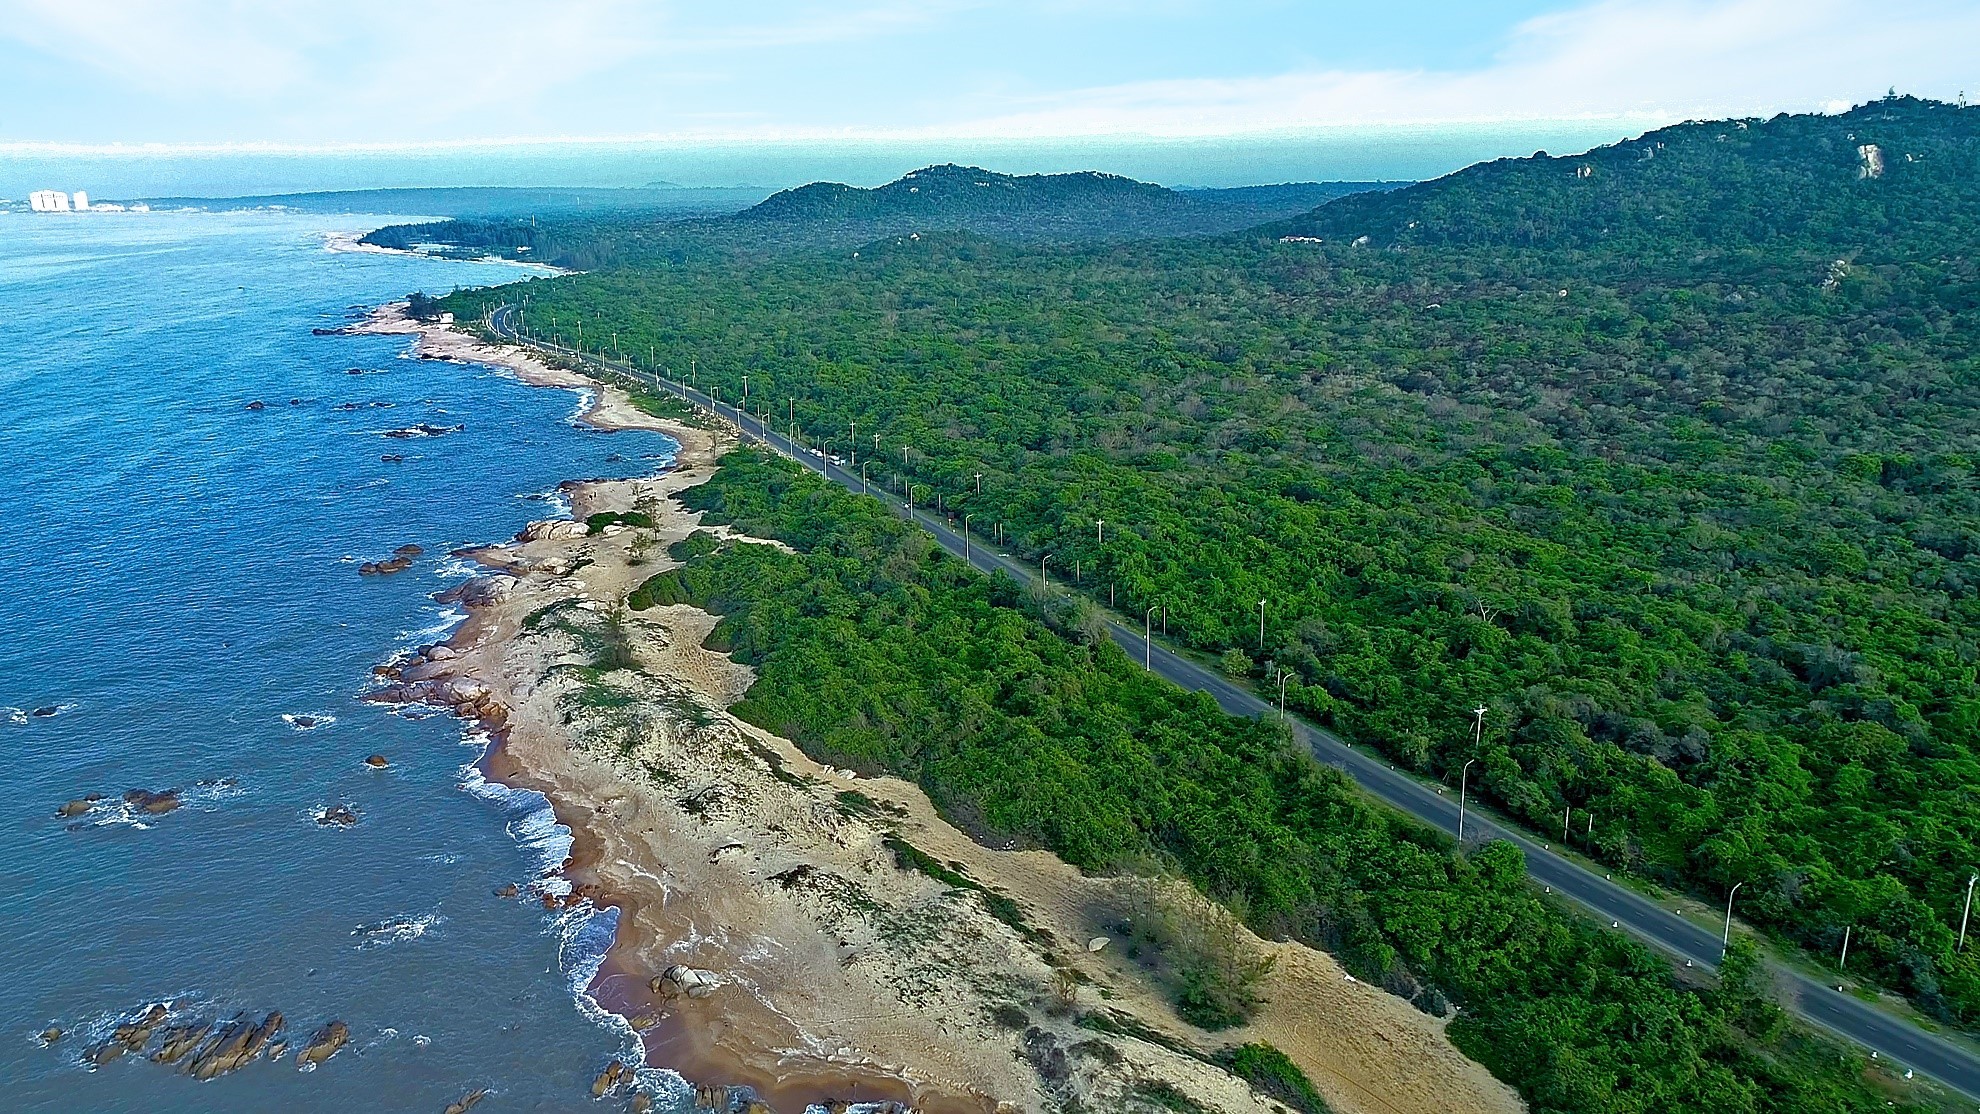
top-left (629, 446), bottom-right (1915, 1113)
top-left (433, 94), bottom-right (1980, 1084)
top-left (367, 167), bottom-right (1389, 269)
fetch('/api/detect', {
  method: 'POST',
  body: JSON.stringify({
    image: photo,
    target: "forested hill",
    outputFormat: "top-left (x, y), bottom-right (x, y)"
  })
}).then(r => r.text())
top-left (360, 168), bottom-right (1392, 267)
top-left (1282, 95), bottom-right (1979, 251)
top-left (733, 163), bottom-right (1384, 243)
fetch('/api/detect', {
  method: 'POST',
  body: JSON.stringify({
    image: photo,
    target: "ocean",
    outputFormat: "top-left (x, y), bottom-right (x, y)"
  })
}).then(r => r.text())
top-left (0, 210), bottom-right (679, 1111)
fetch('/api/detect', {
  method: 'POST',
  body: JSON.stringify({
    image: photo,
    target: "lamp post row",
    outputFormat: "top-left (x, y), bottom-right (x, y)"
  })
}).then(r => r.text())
top-left (513, 311), bottom-right (1980, 979)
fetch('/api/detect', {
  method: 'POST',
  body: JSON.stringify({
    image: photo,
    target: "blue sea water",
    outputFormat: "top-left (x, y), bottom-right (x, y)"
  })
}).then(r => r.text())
top-left (0, 121), bottom-right (1650, 200)
top-left (0, 211), bottom-right (679, 1110)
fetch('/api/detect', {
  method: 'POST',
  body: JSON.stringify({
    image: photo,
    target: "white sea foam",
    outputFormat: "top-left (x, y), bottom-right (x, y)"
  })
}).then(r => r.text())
top-left (353, 911), bottom-right (443, 950)
top-left (459, 745), bottom-right (668, 1082)
top-left (397, 605), bottom-right (466, 646)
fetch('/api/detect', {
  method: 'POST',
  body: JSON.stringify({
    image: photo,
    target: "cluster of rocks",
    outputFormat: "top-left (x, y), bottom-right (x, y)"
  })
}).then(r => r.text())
top-left (381, 453), bottom-right (406, 464)
top-left (370, 651), bottom-right (506, 729)
top-left (443, 1090), bottom-right (487, 1114)
top-left (518, 518), bottom-right (591, 543)
top-left (541, 880), bottom-right (603, 911)
top-left (333, 401), bottom-right (396, 411)
top-left (315, 804), bottom-right (359, 828)
top-left (381, 422), bottom-right (464, 439)
top-left (62, 1003), bottom-right (350, 1078)
top-left (592, 1059), bottom-right (630, 1096)
top-left (359, 544), bottom-right (424, 576)
top-left (57, 788), bottom-right (177, 819)
top-left (688, 1085), bottom-right (776, 1113)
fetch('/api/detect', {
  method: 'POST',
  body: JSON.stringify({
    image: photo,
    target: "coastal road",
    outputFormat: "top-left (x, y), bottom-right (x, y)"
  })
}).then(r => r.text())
top-left (486, 306), bottom-right (1980, 1102)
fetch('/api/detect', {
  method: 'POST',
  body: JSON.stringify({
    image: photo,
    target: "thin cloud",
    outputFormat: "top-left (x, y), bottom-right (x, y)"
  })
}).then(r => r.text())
top-left (947, 0), bottom-right (1980, 134)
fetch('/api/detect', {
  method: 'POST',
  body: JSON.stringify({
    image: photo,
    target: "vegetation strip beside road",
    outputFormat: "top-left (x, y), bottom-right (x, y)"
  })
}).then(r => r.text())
top-left (478, 305), bottom-right (1974, 1111)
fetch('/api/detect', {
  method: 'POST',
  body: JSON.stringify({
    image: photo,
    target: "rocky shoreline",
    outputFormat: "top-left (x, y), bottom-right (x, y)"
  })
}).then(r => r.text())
top-left (350, 302), bottom-right (1526, 1114)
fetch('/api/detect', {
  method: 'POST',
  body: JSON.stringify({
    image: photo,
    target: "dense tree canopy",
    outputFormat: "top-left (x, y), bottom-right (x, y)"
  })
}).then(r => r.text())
top-left (441, 95), bottom-right (1980, 1044)
top-left (634, 448), bottom-right (1915, 1114)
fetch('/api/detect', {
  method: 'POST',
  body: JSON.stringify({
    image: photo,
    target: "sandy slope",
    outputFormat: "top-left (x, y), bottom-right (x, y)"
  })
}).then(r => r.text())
top-left (357, 304), bottom-right (1525, 1114)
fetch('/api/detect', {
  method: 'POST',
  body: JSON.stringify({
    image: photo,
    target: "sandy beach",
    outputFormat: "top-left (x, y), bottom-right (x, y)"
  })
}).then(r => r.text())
top-left (354, 302), bottom-right (1525, 1114)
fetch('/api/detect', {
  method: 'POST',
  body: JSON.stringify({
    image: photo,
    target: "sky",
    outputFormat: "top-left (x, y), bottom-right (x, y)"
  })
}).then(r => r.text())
top-left (0, 0), bottom-right (1975, 148)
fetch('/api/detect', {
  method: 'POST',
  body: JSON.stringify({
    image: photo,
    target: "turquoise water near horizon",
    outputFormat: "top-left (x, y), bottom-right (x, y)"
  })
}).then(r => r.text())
top-left (0, 121), bottom-right (1650, 200)
top-left (0, 211), bottom-right (690, 1110)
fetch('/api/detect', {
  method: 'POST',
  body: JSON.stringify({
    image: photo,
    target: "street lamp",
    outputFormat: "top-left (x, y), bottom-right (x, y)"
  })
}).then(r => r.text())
top-left (1040, 554), bottom-right (1050, 590)
top-left (1962, 875), bottom-right (1978, 952)
top-left (963, 515), bottom-right (974, 563)
top-left (1723, 882), bottom-right (1745, 955)
top-left (1258, 599), bottom-right (1267, 653)
top-left (1145, 605), bottom-right (1158, 671)
top-left (1458, 759), bottom-right (1477, 843)
top-left (1277, 669), bottom-right (1290, 720)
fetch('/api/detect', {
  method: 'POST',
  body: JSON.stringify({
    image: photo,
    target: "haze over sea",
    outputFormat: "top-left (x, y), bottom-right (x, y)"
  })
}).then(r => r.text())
top-left (0, 122), bottom-right (1642, 199)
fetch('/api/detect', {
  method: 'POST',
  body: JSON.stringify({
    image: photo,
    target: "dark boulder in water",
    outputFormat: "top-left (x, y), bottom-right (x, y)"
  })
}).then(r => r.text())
top-left (245, 400), bottom-right (265, 411)
top-left (31, 705), bottom-right (60, 717)
top-left (444, 1090), bottom-right (488, 1114)
top-left (364, 754), bottom-right (390, 769)
top-left (56, 794), bottom-right (102, 817)
top-left (124, 788), bottom-right (182, 814)
top-left (296, 1020), bottom-right (349, 1068)
top-left (591, 1059), bottom-right (627, 1096)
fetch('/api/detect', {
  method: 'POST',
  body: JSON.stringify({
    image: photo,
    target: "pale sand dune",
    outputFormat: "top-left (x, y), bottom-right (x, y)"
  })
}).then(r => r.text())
top-left (359, 304), bottom-right (1524, 1114)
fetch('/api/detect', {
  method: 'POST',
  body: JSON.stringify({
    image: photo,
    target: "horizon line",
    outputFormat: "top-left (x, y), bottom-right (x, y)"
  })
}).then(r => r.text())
top-left (0, 112), bottom-right (1698, 158)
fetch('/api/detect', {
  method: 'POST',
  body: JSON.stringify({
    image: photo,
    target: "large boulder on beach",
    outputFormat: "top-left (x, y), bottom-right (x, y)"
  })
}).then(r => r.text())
top-left (519, 519), bottom-right (590, 543)
top-left (436, 576), bottom-right (516, 607)
top-left (652, 965), bottom-right (718, 1000)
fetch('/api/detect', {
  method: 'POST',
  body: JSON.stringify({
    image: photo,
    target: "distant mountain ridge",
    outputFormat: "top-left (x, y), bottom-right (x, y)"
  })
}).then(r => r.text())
top-left (360, 166), bottom-right (1398, 266)
top-left (727, 164), bottom-right (1393, 244)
